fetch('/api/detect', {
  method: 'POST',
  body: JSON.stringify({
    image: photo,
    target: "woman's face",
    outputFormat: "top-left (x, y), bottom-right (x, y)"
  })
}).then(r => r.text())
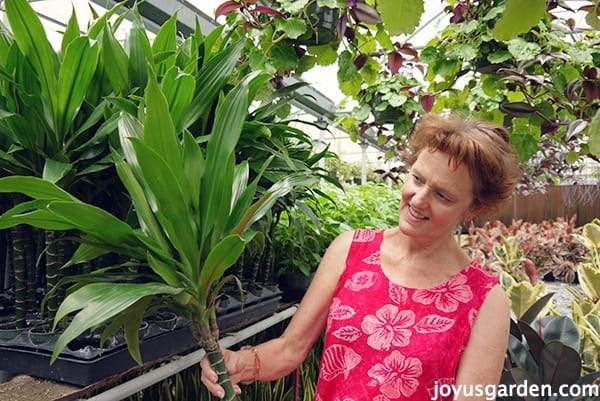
top-left (399, 148), bottom-right (476, 245)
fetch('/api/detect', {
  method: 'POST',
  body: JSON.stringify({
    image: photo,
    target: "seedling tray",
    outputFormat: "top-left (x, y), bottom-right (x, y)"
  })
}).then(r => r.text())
top-left (0, 292), bottom-right (281, 386)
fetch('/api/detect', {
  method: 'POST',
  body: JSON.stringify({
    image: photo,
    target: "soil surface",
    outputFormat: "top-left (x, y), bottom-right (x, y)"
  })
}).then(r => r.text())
top-left (0, 375), bottom-right (79, 401)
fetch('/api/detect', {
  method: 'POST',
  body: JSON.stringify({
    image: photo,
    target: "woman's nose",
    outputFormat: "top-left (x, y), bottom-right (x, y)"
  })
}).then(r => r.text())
top-left (411, 186), bottom-right (430, 206)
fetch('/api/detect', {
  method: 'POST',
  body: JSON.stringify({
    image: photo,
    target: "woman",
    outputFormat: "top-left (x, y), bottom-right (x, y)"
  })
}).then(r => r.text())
top-left (201, 113), bottom-right (522, 400)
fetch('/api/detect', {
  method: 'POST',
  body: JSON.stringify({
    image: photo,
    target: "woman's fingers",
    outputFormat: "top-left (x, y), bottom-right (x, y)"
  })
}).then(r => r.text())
top-left (200, 355), bottom-right (226, 398)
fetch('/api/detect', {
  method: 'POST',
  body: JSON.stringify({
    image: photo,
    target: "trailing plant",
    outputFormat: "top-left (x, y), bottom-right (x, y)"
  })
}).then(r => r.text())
top-left (419, 0), bottom-right (600, 191)
top-left (215, 0), bottom-right (406, 99)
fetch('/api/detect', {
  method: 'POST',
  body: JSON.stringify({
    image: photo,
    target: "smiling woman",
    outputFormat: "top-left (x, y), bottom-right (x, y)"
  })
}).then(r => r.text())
top-left (201, 112), bottom-right (524, 401)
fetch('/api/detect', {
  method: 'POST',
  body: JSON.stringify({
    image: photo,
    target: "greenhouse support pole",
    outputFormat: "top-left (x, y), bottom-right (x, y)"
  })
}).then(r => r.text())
top-left (76, 305), bottom-right (298, 401)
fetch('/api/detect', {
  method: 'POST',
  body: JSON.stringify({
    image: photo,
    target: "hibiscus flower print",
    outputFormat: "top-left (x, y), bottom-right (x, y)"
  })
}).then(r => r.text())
top-left (361, 304), bottom-right (415, 350)
top-left (368, 350), bottom-right (422, 399)
top-left (412, 273), bottom-right (473, 312)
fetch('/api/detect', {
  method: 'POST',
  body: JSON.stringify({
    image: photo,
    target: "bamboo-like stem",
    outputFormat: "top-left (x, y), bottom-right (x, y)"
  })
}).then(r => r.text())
top-left (192, 308), bottom-right (241, 401)
top-left (45, 229), bottom-right (64, 323)
top-left (12, 225), bottom-right (27, 329)
top-left (25, 227), bottom-right (39, 315)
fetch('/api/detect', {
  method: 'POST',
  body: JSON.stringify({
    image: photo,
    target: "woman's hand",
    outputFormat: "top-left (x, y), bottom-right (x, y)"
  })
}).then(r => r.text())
top-left (200, 349), bottom-right (243, 399)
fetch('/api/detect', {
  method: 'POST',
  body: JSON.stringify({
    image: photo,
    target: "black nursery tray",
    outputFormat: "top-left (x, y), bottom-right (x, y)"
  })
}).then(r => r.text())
top-left (0, 289), bottom-right (281, 386)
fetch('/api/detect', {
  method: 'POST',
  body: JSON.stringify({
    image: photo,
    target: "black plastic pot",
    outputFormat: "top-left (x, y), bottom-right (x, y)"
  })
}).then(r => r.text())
top-left (291, 2), bottom-right (339, 46)
top-left (277, 271), bottom-right (314, 302)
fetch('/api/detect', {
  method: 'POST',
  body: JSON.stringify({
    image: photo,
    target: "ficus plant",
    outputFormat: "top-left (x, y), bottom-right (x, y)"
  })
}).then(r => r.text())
top-left (0, 21), bottom-right (317, 401)
top-left (502, 294), bottom-right (600, 401)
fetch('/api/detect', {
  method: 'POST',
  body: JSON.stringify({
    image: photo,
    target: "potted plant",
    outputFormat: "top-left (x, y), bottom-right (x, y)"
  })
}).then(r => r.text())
top-left (336, 66), bottom-right (434, 156)
top-left (0, 3), bottom-right (320, 400)
top-left (214, 0), bottom-right (417, 99)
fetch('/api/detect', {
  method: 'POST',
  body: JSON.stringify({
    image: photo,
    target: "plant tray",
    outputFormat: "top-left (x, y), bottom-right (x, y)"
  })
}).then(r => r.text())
top-left (0, 293), bottom-right (281, 386)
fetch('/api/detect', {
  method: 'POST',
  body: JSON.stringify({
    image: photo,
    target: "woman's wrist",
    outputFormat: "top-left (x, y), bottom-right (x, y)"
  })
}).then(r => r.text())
top-left (239, 345), bottom-right (261, 384)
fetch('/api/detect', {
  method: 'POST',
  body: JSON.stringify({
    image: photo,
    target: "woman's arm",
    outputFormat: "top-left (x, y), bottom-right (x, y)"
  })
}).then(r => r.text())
top-left (200, 230), bottom-right (355, 397)
top-left (453, 284), bottom-right (510, 401)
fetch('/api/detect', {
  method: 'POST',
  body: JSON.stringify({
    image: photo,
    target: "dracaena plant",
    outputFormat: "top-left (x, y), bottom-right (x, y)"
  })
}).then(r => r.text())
top-left (0, 0), bottom-right (134, 326)
top-left (0, 34), bottom-right (316, 401)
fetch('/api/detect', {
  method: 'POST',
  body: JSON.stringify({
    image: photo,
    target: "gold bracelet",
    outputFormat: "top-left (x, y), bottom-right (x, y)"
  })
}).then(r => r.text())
top-left (240, 345), bottom-right (261, 384)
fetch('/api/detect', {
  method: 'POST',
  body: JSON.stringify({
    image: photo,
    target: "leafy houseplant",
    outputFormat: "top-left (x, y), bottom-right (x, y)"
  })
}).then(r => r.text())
top-left (215, 0), bottom-right (417, 99)
top-left (570, 218), bottom-right (600, 373)
top-left (0, 8), bottom-right (318, 400)
top-left (501, 294), bottom-right (600, 401)
top-left (497, 295), bottom-right (600, 401)
top-left (0, 0), bottom-right (127, 328)
top-left (341, 70), bottom-right (432, 156)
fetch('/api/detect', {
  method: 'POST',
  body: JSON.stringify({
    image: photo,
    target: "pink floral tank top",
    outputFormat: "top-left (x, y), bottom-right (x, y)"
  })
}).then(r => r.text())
top-left (314, 229), bottom-right (499, 401)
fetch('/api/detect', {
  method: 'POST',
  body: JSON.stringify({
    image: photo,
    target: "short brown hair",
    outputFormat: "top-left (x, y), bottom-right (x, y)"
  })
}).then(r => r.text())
top-left (403, 113), bottom-right (522, 214)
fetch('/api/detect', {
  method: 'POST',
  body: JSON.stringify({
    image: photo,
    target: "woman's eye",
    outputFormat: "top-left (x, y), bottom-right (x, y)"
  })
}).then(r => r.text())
top-left (437, 192), bottom-right (451, 202)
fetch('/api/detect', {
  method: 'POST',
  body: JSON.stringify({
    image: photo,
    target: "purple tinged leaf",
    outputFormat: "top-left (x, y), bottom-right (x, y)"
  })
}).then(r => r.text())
top-left (351, 2), bottom-right (381, 25)
top-left (215, 1), bottom-right (243, 19)
top-left (387, 52), bottom-right (403, 74)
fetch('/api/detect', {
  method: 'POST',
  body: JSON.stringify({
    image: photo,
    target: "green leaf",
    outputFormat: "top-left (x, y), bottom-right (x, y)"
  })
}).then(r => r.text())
top-left (162, 67), bottom-right (195, 133)
top-left (378, 0), bottom-right (424, 36)
top-left (493, 0), bottom-right (546, 41)
top-left (200, 74), bottom-right (253, 245)
top-left (0, 176), bottom-right (77, 201)
top-left (47, 201), bottom-right (142, 250)
top-left (51, 282), bottom-right (182, 363)
top-left (0, 200), bottom-right (74, 230)
top-left (113, 153), bottom-right (171, 252)
top-left (128, 138), bottom-right (197, 271)
top-left (510, 126), bottom-right (539, 162)
top-left (126, 11), bottom-right (153, 91)
top-left (56, 36), bottom-right (99, 136)
top-left (61, 8), bottom-right (80, 57)
top-left (101, 22), bottom-right (129, 94)
top-left (5, 0), bottom-right (58, 113)
top-left (181, 40), bottom-right (244, 130)
top-left (143, 70), bottom-right (181, 170)
top-left (182, 131), bottom-right (204, 214)
top-left (507, 38), bottom-right (542, 62)
top-left (122, 297), bottom-right (153, 365)
top-left (43, 159), bottom-right (73, 184)
top-left (147, 252), bottom-right (182, 288)
top-left (65, 242), bottom-right (110, 268)
top-left (199, 235), bottom-right (245, 298)
top-left (585, 2), bottom-right (600, 29)
top-left (589, 108), bottom-right (600, 157)
top-left (275, 16), bottom-right (307, 40)
top-left (151, 12), bottom-right (178, 75)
